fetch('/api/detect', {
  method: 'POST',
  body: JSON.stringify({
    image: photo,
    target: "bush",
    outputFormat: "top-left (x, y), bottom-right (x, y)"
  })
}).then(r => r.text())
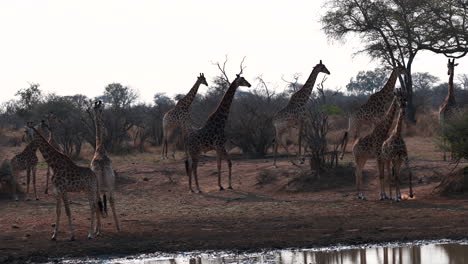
top-left (441, 109), bottom-right (468, 161)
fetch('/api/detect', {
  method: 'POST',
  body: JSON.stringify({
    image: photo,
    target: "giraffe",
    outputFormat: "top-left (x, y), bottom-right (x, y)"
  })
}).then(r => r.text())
top-left (27, 122), bottom-right (104, 241)
top-left (44, 112), bottom-right (63, 194)
top-left (10, 123), bottom-right (39, 201)
top-left (90, 100), bottom-right (121, 231)
top-left (162, 73), bottom-right (208, 159)
top-left (352, 89), bottom-right (406, 200)
top-left (272, 60), bottom-right (330, 167)
top-left (341, 65), bottom-right (407, 159)
top-left (184, 74), bottom-right (251, 193)
top-left (381, 93), bottom-right (414, 201)
top-left (439, 58), bottom-right (459, 161)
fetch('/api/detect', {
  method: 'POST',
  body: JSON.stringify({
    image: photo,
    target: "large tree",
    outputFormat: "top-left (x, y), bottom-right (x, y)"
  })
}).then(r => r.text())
top-left (346, 68), bottom-right (387, 95)
top-left (321, 0), bottom-right (468, 122)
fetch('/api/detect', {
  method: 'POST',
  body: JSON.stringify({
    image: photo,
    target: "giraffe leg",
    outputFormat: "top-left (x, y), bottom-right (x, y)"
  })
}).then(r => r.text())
top-left (355, 156), bottom-right (367, 200)
top-left (62, 192), bottom-right (75, 241)
top-left (298, 121), bottom-right (304, 164)
top-left (185, 159), bottom-right (194, 193)
top-left (88, 192), bottom-right (96, 239)
top-left (385, 161), bottom-right (392, 200)
top-left (52, 194), bottom-right (62, 241)
top-left (216, 151), bottom-right (224, 191)
top-left (191, 158), bottom-right (202, 193)
top-left (273, 134), bottom-right (279, 168)
top-left (219, 148), bottom-right (233, 189)
top-left (45, 165), bottom-right (50, 194)
top-left (11, 168), bottom-right (19, 201)
top-left (26, 168), bottom-right (31, 195)
top-left (32, 166), bottom-right (38, 200)
top-left (109, 192), bottom-right (121, 231)
top-left (393, 160), bottom-right (403, 202)
top-left (377, 160), bottom-right (386, 200)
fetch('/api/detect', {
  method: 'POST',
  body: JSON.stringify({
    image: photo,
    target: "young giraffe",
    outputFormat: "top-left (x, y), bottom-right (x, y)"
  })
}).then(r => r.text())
top-left (439, 59), bottom-right (459, 161)
top-left (352, 89), bottom-right (406, 200)
top-left (341, 65), bottom-right (407, 159)
top-left (272, 60), bottom-right (330, 167)
top-left (10, 123), bottom-right (39, 201)
top-left (162, 73), bottom-right (208, 159)
top-left (44, 112), bottom-right (63, 194)
top-left (184, 74), bottom-right (251, 193)
top-left (381, 94), bottom-right (414, 201)
top-left (90, 100), bottom-right (121, 231)
top-left (27, 123), bottom-right (104, 241)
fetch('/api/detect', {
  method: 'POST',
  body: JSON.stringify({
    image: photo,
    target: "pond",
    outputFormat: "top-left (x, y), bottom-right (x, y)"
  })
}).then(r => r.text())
top-left (53, 240), bottom-right (468, 264)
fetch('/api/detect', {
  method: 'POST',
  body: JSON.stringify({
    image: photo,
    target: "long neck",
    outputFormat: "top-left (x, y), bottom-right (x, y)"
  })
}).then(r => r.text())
top-left (392, 107), bottom-right (405, 136)
top-left (176, 79), bottom-right (202, 109)
top-left (24, 141), bottom-right (39, 153)
top-left (378, 96), bottom-right (399, 134)
top-left (381, 69), bottom-right (399, 94)
top-left (447, 68), bottom-right (456, 103)
top-left (32, 128), bottom-right (70, 169)
top-left (94, 112), bottom-right (105, 153)
top-left (288, 67), bottom-right (320, 107)
top-left (205, 80), bottom-right (240, 127)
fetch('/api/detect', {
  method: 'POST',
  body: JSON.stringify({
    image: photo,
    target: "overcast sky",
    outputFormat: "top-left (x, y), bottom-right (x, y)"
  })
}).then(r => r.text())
top-left (0, 0), bottom-right (466, 104)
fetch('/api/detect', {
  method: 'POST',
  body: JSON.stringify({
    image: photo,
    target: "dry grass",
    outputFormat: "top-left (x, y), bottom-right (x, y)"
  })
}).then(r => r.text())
top-left (405, 111), bottom-right (440, 137)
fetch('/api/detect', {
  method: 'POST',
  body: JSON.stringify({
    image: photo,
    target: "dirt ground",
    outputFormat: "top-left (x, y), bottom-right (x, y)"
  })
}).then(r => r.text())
top-left (1, 136), bottom-right (468, 263)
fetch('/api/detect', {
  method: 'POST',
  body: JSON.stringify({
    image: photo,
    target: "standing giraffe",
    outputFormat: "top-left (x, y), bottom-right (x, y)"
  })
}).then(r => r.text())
top-left (272, 60), bottom-right (330, 167)
top-left (90, 100), bottom-right (121, 231)
top-left (341, 65), bottom-right (407, 159)
top-left (162, 73), bottom-right (208, 159)
top-left (44, 113), bottom-right (63, 194)
top-left (184, 74), bottom-right (251, 193)
top-left (27, 123), bottom-right (104, 241)
top-left (439, 59), bottom-right (459, 161)
top-left (381, 93), bottom-right (414, 201)
top-left (10, 123), bottom-right (39, 201)
top-left (352, 89), bottom-right (406, 200)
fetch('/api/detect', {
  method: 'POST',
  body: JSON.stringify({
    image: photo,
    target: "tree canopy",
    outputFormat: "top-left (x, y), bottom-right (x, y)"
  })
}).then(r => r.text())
top-left (346, 68), bottom-right (387, 94)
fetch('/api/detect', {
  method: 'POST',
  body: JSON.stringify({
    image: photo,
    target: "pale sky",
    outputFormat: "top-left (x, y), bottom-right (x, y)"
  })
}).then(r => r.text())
top-left (0, 0), bottom-right (467, 104)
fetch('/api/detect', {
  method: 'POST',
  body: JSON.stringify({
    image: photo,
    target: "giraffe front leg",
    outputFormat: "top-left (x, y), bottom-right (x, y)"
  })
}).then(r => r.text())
top-left (219, 148), bottom-right (233, 189)
top-left (109, 192), bottom-right (121, 232)
top-left (378, 161), bottom-right (386, 200)
top-left (32, 166), bottom-right (38, 200)
top-left (62, 193), bottom-right (75, 241)
top-left (88, 194), bottom-right (96, 239)
top-left (216, 151), bottom-right (224, 191)
top-left (52, 195), bottom-right (62, 240)
top-left (192, 158), bottom-right (202, 193)
top-left (185, 159), bottom-right (194, 193)
top-left (45, 166), bottom-right (50, 194)
top-left (26, 169), bottom-right (31, 196)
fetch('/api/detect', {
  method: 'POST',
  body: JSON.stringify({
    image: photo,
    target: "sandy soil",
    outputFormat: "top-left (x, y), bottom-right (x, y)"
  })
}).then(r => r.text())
top-left (1, 136), bottom-right (467, 263)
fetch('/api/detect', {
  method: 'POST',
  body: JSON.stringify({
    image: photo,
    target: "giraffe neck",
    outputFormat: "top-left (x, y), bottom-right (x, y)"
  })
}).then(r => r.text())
top-left (288, 67), bottom-right (321, 107)
top-left (94, 112), bottom-right (106, 153)
top-left (205, 80), bottom-right (240, 128)
top-left (376, 96), bottom-right (399, 136)
top-left (381, 68), bottom-right (400, 94)
top-left (24, 141), bottom-right (39, 153)
top-left (447, 69), bottom-right (456, 104)
top-left (176, 79), bottom-right (203, 110)
top-left (32, 127), bottom-right (70, 170)
top-left (392, 107), bottom-right (405, 137)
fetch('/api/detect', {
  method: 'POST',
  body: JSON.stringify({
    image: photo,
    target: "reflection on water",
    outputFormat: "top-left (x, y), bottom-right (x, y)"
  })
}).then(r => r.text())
top-left (57, 241), bottom-right (468, 264)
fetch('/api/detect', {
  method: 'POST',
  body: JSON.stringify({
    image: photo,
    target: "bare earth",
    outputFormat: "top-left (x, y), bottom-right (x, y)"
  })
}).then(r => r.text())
top-left (1, 136), bottom-right (467, 263)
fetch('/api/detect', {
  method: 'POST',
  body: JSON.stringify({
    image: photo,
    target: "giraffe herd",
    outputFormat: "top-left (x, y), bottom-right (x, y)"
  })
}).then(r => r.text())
top-left (5, 59), bottom-right (460, 240)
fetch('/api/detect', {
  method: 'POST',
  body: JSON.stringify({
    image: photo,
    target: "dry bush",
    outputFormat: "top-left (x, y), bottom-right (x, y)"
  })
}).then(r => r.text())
top-left (0, 159), bottom-right (21, 198)
top-left (433, 166), bottom-right (468, 195)
top-left (284, 164), bottom-right (355, 192)
top-left (255, 169), bottom-right (278, 186)
top-left (404, 111), bottom-right (439, 137)
top-left (0, 126), bottom-right (23, 147)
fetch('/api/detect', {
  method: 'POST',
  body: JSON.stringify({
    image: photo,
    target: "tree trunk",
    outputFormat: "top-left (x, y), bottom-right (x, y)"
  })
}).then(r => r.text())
top-left (405, 74), bottom-right (417, 123)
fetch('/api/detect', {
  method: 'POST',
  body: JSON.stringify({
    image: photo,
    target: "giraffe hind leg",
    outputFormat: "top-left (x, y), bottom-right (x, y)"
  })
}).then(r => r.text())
top-left (109, 192), bottom-right (121, 231)
top-left (52, 194), bottom-right (63, 240)
top-left (62, 192), bottom-right (75, 241)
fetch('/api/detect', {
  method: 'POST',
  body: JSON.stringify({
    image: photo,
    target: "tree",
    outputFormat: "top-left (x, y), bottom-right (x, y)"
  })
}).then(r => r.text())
top-left (412, 72), bottom-right (440, 92)
top-left (14, 83), bottom-right (43, 120)
top-left (321, 0), bottom-right (468, 122)
top-left (458, 74), bottom-right (468, 90)
top-left (102, 83), bottom-right (138, 109)
top-left (346, 68), bottom-right (387, 95)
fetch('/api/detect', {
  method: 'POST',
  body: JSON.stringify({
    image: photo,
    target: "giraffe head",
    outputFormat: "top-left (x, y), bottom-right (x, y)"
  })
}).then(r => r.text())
top-left (93, 100), bottom-right (104, 113)
top-left (447, 58), bottom-right (458, 76)
top-left (394, 63), bottom-right (408, 76)
top-left (234, 74), bottom-right (251, 88)
top-left (197, 73), bottom-right (208, 86)
top-left (315, 60), bottom-right (330, 75)
top-left (22, 122), bottom-right (35, 143)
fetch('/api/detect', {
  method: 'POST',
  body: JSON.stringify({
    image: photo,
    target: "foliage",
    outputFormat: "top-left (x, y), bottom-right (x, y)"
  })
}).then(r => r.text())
top-left (321, 0), bottom-right (468, 122)
top-left (346, 68), bottom-right (387, 95)
top-left (441, 110), bottom-right (468, 161)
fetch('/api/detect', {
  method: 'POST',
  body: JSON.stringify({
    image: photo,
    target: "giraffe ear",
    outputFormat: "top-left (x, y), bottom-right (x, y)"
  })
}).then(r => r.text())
top-left (319, 60), bottom-right (322, 64)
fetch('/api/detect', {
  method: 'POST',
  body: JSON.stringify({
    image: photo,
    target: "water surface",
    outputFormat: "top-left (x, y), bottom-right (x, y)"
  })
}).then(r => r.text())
top-left (55, 240), bottom-right (468, 264)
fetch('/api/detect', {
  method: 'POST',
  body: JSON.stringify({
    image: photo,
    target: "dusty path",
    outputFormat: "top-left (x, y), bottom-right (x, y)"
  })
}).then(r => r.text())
top-left (0, 137), bottom-right (467, 263)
